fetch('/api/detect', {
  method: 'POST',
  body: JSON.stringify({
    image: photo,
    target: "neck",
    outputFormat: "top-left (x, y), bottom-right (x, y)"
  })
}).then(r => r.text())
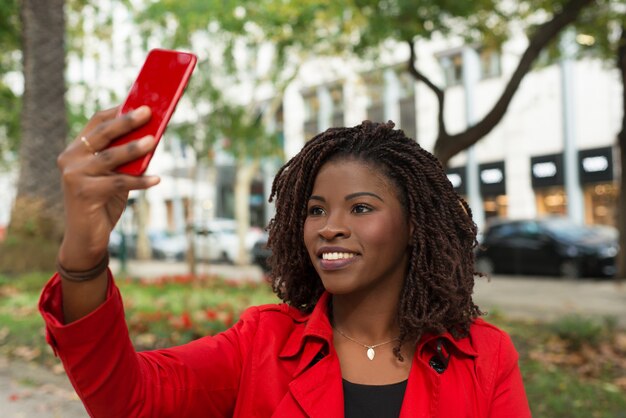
top-left (331, 290), bottom-right (400, 343)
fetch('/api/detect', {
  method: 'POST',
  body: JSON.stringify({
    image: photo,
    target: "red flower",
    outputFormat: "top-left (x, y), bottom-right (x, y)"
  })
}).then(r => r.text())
top-left (205, 309), bottom-right (218, 320)
top-left (181, 311), bottom-right (192, 329)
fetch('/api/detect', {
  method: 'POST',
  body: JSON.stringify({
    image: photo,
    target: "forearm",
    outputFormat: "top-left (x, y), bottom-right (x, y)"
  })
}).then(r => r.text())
top-left (60, 273), bottom-right (108, 323)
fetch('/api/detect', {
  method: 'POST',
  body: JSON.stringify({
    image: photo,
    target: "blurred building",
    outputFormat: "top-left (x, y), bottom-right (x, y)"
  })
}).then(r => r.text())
top-left (0, 6), bottom-right (620, 239)
top-left (281, 34), bottom-right (621, 232)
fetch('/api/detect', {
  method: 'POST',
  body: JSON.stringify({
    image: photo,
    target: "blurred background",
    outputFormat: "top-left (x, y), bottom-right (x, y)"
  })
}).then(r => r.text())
top-left (0, 0), bottom-right (624, 277)
top-left (0, 0), bottom-right (626, 417)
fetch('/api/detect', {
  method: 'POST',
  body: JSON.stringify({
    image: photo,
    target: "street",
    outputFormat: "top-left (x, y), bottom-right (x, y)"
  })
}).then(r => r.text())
top-left (2, 260), bottom-right (625, 417)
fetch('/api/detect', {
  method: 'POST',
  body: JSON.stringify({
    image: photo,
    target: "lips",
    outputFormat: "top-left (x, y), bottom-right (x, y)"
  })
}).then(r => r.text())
top-left (316, 246), bottom-right (360, 270)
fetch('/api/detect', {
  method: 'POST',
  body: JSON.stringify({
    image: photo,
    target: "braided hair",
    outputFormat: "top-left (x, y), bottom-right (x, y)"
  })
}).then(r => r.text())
top-left (268, 120), bottom-right (482, 359)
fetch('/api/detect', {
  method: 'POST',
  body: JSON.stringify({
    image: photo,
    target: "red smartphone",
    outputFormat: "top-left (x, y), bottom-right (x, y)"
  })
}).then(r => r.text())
top-left (110, 48), bottom-right (197, 175)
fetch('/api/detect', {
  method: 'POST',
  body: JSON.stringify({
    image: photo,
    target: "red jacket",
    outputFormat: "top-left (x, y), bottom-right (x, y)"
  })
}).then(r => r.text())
top-left (40, 272), bottom-right (531, 417)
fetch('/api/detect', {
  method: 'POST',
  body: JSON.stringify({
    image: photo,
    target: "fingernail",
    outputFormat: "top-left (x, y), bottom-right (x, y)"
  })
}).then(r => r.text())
top-left (133, 106), bottom-right (150, 118)
top-left (141, 135), bottom-right (155, 145)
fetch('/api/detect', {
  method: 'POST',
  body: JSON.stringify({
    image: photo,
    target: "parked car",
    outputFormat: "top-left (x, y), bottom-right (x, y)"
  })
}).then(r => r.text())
top-left (108, 230), bottom-right (137, 259)
top-left (475, 217), bottom-right (618, 279)
top-left (251, 232), bottom-right (271, 272)
top-left (149, 230), bottom-right (187, 261)
top-left (109, 229), bottom-right (186, 261)
top-left (194, 218), bottom-right (264, 263)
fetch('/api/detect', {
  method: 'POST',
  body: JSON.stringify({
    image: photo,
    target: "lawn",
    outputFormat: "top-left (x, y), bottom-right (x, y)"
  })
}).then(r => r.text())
top-left (0, 271), bottom-right (625, 417)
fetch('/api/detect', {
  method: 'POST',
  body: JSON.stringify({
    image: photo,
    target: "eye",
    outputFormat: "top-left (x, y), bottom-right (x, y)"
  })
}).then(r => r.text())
top-left (308, 206), bottom-right (326, 216)
top-left (352, 204), bottom-right (372, 214)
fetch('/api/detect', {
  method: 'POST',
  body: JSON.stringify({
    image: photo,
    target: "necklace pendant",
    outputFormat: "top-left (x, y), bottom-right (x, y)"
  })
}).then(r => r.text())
top-left (366, 347), bottom-right (375, 360)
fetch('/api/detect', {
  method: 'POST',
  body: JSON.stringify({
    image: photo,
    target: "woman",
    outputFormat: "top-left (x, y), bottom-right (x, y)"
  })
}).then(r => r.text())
top-left (40, 107), bottom-right (531, 417)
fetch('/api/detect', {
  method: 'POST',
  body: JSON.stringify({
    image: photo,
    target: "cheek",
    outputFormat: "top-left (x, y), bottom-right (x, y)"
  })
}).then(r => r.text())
top-left (361, 215), bottom-right (410, 250)
top-left (302, 219), bottom-right (316, 252)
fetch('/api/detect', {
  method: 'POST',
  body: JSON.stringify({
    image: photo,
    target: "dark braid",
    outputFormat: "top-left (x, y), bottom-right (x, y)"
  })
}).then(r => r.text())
top-left (268, 121), bottom-right (483, 359)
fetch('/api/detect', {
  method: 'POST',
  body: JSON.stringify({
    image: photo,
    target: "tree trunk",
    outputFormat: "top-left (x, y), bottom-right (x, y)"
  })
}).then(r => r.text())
top-left (616, 25), bottom-right (626, 281)
top-left (1, 0), bottom-right (67, 273)
top-left (186, 165), bottom-right (198, 276)
top-left (234, 158), bottom-right (259, 265)
top-left (135, 191), bottom-right (151, 260)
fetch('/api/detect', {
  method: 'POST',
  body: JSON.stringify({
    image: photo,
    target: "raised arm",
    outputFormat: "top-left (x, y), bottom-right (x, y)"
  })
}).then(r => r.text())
top-left (56, 106), bottom-right (158, 322)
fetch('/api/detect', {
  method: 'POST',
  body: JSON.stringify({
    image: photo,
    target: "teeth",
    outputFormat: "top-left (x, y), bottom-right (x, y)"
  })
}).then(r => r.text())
top-left (322, 252), bottom-right (355, 260)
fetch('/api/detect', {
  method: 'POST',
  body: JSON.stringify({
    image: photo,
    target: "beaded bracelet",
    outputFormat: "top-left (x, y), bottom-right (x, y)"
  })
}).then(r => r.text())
top-left (56, 253), bottom-right (109, 282)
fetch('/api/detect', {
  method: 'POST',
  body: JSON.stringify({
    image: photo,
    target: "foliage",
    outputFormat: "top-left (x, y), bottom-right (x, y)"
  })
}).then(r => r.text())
top-left (488, 313), bottom-right (626, 417)
top-left (134, 1), bottom-right (291, 163)
top-left (121, 274), bottom-right (278, 349)
top-left (0, 0), bottom-right (21, 164)
top-left (549, 314), bottom-right (606, 349)
top-left (570, 0), bottom-right (626, 62)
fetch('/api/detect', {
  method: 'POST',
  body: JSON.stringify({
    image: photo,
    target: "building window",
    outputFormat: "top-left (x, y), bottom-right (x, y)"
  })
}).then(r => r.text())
top-left (584, 183), bottom-right (618, 227)
top-left (535, 187), bottom-right (567, 217)
top-left (329, 84), bottom-right (344, 128)
top-left (479, 48), bottom-right (501, 79)
top-left (303, 90), bottom-right (319, 140)
top-left (439, 53), bottom-right (464, 87)
top-left (364, 71), bottom-right (385, 123)
top-left (438, 47), bottom-right (501, 88)
top-left (397, 70), bottom-right (417, 141)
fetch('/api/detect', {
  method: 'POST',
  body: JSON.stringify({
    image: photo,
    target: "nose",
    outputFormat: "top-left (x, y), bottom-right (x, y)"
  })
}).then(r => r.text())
top-left (318, 214), bottom-right (350, 241)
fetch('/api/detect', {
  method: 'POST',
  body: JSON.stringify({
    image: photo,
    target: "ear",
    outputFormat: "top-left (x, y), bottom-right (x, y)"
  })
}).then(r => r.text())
top-left (407, 220), bottom-right (416, 248)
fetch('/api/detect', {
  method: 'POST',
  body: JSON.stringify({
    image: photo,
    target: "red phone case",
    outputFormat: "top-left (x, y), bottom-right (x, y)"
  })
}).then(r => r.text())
top-left (111, 48), bottom-right (197, 175)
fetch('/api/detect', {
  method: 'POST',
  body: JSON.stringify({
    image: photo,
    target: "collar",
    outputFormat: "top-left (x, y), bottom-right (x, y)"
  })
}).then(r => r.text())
top-left (278, 291), bottom-right (479, 359)
top-left (279, 292), bottom-right (334, 359)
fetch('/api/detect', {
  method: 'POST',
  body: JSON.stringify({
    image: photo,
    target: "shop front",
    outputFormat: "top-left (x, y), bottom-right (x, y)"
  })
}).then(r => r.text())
top-left (479, 161), bottom-right (507, 220)
top-left (579, 146), bottom-right (617, 227)
top-left (530, 153), bottom-right (567, 217)
top-left (446, 166), bottom-right (467, 198)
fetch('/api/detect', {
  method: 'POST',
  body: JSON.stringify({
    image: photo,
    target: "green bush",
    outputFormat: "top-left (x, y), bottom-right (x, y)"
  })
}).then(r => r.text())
top-left (549, 314), bottom-right (605, 350)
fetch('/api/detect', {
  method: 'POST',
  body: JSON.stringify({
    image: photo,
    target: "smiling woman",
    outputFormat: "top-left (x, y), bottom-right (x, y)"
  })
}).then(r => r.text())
top-left (303, 159), bottom-right (411, 303)
top-left (40, 114), bottom-right (530, 417)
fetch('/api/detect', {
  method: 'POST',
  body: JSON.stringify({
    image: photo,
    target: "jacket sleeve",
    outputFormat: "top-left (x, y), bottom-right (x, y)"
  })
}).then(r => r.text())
top-left (488, 331), bottom-right (532, 418)
top-left (39, 272), bottom-right (261, 418)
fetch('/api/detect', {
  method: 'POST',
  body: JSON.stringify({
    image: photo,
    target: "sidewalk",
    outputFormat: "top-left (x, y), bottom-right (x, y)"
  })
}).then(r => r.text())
top-left (474, 275), bottom-right (626, 326)
top-left (0, 357), bottom-right (87, 418)
top-left (108, 258), bottom-right (265, 282)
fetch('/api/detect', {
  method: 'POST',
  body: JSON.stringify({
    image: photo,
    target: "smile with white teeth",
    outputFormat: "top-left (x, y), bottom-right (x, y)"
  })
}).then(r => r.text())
top-left (322, 252), bottom-right (356, 260)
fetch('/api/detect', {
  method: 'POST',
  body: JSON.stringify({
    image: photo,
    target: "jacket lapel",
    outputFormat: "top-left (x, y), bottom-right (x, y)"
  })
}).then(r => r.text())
top-left (287, 347), bottom-right (344, 418)
top-left (400, 332), bottom-right (479, 418)
top-left (276, 292), bottom-right (343, 417)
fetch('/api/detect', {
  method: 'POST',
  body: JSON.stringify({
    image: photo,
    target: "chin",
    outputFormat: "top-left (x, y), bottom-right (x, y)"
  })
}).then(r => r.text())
top-left (319, 275), bottom-right (363, 296)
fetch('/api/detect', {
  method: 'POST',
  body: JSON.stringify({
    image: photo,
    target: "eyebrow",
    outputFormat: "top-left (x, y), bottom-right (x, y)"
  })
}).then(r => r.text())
top-left (308, 192), bottom-right (384, 203)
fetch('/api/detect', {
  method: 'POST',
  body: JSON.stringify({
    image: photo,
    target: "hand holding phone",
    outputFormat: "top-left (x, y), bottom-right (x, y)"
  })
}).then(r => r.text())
top-left (108, 48), bottom-right (197, 175)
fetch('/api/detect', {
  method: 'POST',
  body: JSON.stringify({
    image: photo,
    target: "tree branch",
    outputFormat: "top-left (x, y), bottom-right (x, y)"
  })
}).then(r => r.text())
top-left (433, 0), bottom-right (594, 165)
top-left (407, 39), bottom-right (448, 137)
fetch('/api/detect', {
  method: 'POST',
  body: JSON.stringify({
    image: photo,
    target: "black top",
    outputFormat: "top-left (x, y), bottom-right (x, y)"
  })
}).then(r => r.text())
top-left (342, 378), bottom-right (408, 418)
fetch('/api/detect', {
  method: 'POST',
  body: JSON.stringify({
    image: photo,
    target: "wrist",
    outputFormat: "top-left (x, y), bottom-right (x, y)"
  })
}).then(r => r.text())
top-left (58, 238), bottom-right (109, 271)
top-left (57, 252), bottom-right (109, 282)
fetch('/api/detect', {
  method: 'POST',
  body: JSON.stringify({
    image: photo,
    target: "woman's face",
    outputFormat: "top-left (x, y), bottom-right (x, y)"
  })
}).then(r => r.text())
top-left (303, 158), bottom-right (412, 297)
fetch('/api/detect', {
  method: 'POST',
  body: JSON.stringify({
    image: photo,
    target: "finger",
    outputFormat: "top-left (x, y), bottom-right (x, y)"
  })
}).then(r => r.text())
top-left (89, 135), bottom-right (157, 172)
top-left (72, 174), bottom-right (161, 203)
top-left (100, 174), bottom-right (161, 195)
top-left (80, 106), bottom-right (152, 152)
top-left (79, 107), bottom-right (121, 137)
top-left (62, 107), bottom-right (126, 159)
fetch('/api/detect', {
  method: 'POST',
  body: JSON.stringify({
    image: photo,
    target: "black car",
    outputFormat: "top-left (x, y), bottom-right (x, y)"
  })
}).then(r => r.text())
top-left (251, 232), bottom-right (271, 272)
top-left (475, 218), bottom-right (618, 279)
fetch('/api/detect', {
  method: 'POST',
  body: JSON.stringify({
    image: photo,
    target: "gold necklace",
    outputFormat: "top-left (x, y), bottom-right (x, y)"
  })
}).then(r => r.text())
top-left (334, 327), bottom-right (400, 361)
